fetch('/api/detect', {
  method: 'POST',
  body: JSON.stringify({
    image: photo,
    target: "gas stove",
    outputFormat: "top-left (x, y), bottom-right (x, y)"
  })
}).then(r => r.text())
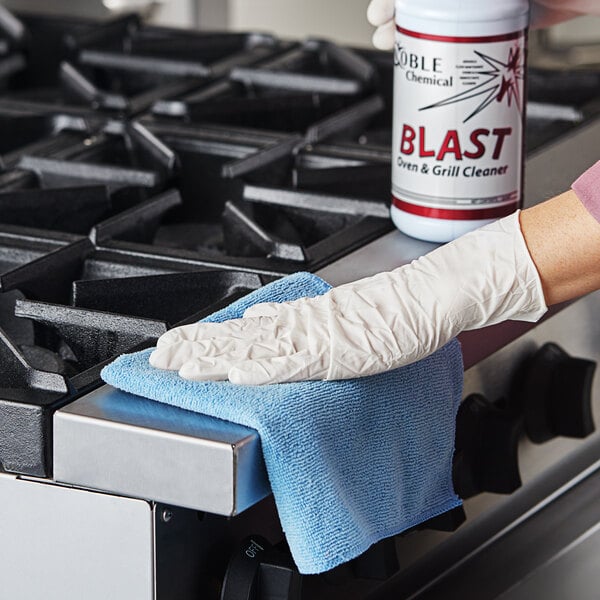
top-left (1, 7), bottom-right (600, 600)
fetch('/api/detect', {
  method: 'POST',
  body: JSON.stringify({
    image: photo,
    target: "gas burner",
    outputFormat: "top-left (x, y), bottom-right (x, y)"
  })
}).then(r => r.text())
top-left (0, 5), bottom-right (27, 84)
top-left (0, 120), bottom-right (175, 228)
top-left (3, 12), bottom-right (284, 117)
top-left (153, 40), bottom-right (381, 132)
top-left (90, 121), bottom-right (394, 272)
top-left (0, 226), bottom-right (266, 476)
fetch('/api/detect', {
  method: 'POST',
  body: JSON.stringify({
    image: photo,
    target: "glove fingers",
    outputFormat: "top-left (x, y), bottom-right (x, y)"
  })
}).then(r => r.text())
top-left (243, 296), bottom-right (315, 319)
top-left (372, 21), bottom-right (395, 51)
top-left (367, 0), bottom-right (394, 26)
top-left (150, 334), bottom-right (292, 370)
top-left (178, 356), bottom-right (231, 381)
top-left (228, 351), bottom-right (328, 385)
top-left (149, 340), bottom-right (213, 370)
top-left (243, 301), bottom-right (283, 319)
top-left (178, 348), bottom-right (327, 384)
top-left (156, 320), bottom-right (243, 347)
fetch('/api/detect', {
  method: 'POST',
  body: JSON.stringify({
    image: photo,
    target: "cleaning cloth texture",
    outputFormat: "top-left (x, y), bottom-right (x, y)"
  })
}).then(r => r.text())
top-left (101, 272), bottom-right (463, 574)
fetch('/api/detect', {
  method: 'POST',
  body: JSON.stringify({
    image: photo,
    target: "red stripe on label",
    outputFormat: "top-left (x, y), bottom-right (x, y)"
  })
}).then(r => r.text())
top-left (395, 26), bottom-right (526, 43)
top-left (392, 196), bottom-right (518, 220)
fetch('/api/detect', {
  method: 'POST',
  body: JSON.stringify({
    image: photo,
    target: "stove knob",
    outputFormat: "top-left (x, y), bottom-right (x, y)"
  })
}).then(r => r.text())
top-left (259, 558), bottom-right (302, 600)
top-left (353, 506), bottom-right (466, 582)
top-left (399, 505), bottom-right (466, 537)
top-left (516, 342), bottom-right (596, 443)
top-left (414, 506), bottom-right (466, 533)
top-left (351, 538), bottom-right (399, 580)
top-left (453, 394), bottom-right (522, 499)
top-left (220, 536), bottom-right (301, 600)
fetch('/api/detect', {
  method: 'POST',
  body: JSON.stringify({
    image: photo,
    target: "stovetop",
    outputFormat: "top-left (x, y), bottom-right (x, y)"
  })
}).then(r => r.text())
top-left (0, 6), bottom-right (599, 486)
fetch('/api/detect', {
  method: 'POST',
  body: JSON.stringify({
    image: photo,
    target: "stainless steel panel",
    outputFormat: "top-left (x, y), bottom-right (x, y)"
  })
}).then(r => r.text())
top-left (388, 449), bottom-right (600, 600)
top-left (499, 522), bottom-right (600, 600)
top-left (0, 473), bottom-right (153, 600)
top-left (54, 385), bottom-right (270, 516)
top-left (316, 227), bottom-right (435, 287)
top-left (394, 290), bottom-right (600, 571)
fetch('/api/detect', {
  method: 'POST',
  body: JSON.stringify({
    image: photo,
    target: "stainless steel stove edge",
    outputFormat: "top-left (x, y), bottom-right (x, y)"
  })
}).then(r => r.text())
top-left (53, 385), bottom-right (270, 516)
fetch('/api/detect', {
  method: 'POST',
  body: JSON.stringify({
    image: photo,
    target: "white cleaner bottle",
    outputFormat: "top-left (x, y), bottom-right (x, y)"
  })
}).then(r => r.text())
top-left (391, 0), bottom-right (530, 242)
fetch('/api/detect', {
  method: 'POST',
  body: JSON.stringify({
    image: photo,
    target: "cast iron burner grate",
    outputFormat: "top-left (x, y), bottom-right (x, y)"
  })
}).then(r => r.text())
top-left (80, 28), bottom-right (282, 80)
top-left (1, 13), bottom-right (139, 104)
top-left (2, 12), bottom-right (285, 117)
top-left (153, 39), bottom-right (380, 132)
top-left (0, 5), bottom-right (27, 86)
top-left (86, 121), bottom-right (394, 272)
top-left (0, 230), bottom-right (266, 477)
top-left (0, 107), bottom-right (87, 162)
top-left (0, 122), bottom-right (176, 237)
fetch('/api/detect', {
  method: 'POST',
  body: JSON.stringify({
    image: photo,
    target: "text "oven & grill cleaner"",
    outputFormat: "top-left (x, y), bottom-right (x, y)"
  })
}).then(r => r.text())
top-left (391, 0), bottom-right (529, 242)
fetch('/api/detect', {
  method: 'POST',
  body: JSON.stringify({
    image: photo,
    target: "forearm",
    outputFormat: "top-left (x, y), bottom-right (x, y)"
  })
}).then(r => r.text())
top-left (532, 0), bottom-right (600, 28)
top-left (520, 172), bottom-right (600, 306)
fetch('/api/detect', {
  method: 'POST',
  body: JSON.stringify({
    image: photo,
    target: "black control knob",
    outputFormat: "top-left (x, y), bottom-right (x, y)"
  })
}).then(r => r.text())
top-left (352, 506), bottom-right (466, 581)
top-left (220, 536), bottom-right (302, 600)
top-left (351, 538), bottom-right (399, 581)
top-left (400, 505), bottom-right (466, 537)
top-left (517, 342), bottom-right (596, 443)
top-left (453, 394), bottom-right (523, 499)
top-left (415, 506), bottom-right (466, 533)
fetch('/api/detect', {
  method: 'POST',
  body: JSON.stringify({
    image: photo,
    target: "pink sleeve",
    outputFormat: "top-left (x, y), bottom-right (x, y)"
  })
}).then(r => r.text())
top-left (572, 160), bottom-right (600, 223)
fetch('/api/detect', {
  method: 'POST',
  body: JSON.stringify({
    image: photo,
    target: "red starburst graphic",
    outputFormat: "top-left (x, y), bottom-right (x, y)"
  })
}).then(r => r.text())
top-left (419, 45), bottom-right (525, 123)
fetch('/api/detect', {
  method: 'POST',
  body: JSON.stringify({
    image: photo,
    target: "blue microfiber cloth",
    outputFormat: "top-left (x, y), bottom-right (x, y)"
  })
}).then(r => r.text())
top-left (102, 272), bottom-right (463, 574)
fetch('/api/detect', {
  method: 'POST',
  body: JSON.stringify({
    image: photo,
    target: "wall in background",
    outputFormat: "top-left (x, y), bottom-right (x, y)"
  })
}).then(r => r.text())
top-left (2, 0), bottom-right (599, 50)
top-left (226, 2), bottom-right (600, 49)
top-left (150, 0), bottom-right (195, 27)
top-left (546, 15), bottom-right (600, 44)
top-left (228, 0), bottom-right (374, 47)
top-left (0, 0), bottom-right (230, 29)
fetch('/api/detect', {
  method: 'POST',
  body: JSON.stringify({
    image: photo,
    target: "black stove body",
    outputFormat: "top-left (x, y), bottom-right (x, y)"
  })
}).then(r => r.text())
top-left (0, 7), bottom-right (600, 600)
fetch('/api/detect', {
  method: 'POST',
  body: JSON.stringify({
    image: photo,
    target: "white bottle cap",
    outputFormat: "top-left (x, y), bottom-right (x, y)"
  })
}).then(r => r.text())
top-left (395, 0), bottom-right (530, 37)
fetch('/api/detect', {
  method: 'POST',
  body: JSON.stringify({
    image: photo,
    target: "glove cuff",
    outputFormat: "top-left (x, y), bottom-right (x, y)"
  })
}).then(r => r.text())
top-left (456, 211), bottom-right (548, 330)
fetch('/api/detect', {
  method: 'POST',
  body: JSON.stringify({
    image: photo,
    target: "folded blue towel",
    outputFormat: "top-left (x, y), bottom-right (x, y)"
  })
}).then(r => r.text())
top-left (102, 272), bottom-right (463, 574)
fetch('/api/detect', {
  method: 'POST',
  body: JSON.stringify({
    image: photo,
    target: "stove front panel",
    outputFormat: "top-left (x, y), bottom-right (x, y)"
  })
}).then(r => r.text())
top-left (0, 473), bottom-right (154, 600)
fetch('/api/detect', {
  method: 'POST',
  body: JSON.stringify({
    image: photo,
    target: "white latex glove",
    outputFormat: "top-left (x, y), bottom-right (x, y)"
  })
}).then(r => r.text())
top-left (366, 0), bottom-right (396, 51)
top-left (367, 0), bottom-right (600, 50)
top-left (150, 212), bottom-right (547, 385)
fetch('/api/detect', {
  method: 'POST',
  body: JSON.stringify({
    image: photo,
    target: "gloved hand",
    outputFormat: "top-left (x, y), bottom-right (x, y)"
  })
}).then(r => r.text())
top-left (150, 212), bottom-right (547, 385)
top-left (367, 0), bottom-right (600, 50)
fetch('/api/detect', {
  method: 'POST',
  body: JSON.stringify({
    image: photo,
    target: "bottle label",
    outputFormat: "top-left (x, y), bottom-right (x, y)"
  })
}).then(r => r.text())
top-left (392, 26), bottom-right (526, 220)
